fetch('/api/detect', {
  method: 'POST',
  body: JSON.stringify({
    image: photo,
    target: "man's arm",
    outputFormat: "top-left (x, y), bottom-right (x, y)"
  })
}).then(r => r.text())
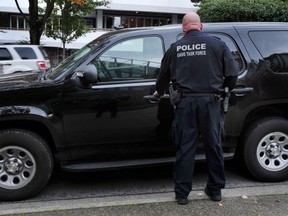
top-left (155, 48), bottom-right (173, 96)
top-left (222, 45), bottom-right (238, 90)
top-left (224, 76), bottom-right (238, 90)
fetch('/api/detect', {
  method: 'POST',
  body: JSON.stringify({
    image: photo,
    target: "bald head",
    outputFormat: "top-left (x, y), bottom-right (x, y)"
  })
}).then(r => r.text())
top-left (182, 12), bottom-right (202, 33)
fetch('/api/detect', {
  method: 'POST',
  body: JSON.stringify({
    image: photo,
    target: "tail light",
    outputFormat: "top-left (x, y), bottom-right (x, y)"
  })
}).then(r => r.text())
top-left (37, 61), bottom-right (46, 70)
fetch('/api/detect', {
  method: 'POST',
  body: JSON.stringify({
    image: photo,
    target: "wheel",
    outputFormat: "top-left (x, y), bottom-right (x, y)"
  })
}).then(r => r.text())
top-left (0, 129), bottom-right (53, 201)
top-left (243, 117), bottom-right (288, 182)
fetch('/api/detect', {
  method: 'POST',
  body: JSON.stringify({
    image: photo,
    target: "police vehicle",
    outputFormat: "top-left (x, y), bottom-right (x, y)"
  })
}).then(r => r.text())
top-left (0, 22), bottom-right (287, 201)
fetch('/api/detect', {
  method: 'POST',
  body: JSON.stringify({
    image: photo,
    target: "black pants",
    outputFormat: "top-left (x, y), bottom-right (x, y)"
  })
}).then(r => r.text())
top-left (174, 96), bottom-right (225, 199)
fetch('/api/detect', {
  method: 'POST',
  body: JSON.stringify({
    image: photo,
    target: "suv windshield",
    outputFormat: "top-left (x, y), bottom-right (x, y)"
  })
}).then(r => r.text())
top-left (47, 34), bottom-right (110, 80)
top-left (47, 46), bottom-right (92, 80)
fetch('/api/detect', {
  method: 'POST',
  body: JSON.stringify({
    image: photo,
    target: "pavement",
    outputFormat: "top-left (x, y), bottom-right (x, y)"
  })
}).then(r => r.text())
top-left (1, 184), bottom-right (288, 216)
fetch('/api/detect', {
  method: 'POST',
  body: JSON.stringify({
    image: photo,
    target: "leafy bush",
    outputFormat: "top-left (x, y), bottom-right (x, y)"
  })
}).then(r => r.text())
top-left (197, 0), bottom-right (288, 22)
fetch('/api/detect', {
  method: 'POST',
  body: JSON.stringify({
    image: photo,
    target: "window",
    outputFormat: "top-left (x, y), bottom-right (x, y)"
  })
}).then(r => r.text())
top-left (105, 15), bottom-right (171, 29)
top-left (212, 33), bottom-right (245, 73)
top-left (144, 19), bottom-right (151, 27)
top-left (11, 16), bottom-right (17, 29)
top-left (0, 48), bottom-right (12, 60)
top-left (14, 47), bottom-right (37, 59)
top-left (92, 36), bottom-right (164, 82)
top-left (0, 14), bottom-right (9, 28)
top-left (10, 15), bottom-right (27, 29)
top-left (85, 19), bottom-right (94, 28)
top-left (249, 31), bottom-right (288, 73)
top-left (18, 16), bottom-right (24, 29)
top-left (129, 18), bottom-right (136, 28)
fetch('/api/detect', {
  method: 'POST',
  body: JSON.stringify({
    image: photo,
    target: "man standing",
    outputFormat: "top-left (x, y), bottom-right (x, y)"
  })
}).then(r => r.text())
top-left (153, 12), bottom-right (238, 205)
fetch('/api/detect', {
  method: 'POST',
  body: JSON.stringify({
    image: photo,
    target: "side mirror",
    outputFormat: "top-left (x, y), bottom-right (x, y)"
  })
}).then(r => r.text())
top-left (76, 64), bottom-right (98, 87)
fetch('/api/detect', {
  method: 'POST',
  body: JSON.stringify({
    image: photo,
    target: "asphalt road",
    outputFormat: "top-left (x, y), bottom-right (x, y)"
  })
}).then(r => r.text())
top-left (1, 160), bottom-right (288, 215)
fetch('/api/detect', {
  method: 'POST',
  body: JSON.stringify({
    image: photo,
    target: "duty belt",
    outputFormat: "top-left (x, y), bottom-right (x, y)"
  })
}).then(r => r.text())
top-left (182, 92), bottom-right (216, 97)
top-left (181, 92), bottom-right (222, 102)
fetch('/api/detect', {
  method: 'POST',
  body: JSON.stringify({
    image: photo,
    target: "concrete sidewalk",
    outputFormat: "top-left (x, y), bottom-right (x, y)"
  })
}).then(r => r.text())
top-left (1, 184), bottom-right (288, 215)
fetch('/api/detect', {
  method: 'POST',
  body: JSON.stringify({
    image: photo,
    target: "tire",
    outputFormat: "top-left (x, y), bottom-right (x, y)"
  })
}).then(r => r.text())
top-left (243, 117), bottom-right (288, 182)
top-left (0, 129), bottom-right (53, 201)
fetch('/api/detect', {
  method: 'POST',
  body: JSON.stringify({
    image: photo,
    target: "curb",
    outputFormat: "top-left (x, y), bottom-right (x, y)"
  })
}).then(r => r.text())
top-left (1, 184), bottom-right (288, 215)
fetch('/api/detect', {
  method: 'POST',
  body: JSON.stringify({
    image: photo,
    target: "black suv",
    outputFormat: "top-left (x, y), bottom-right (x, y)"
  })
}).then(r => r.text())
top-left (0, 23), bottom-right (288, 201)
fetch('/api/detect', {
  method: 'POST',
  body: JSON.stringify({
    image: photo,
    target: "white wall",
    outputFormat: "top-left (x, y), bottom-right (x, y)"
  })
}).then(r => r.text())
top-left (100, 0), bottom-right (197, 13)
top-left (1, 0), bottom-right (30, 13)
top-left (1, 0), bottom-right (197, 14)
top-left (111, 0), bottom-right (194, 8)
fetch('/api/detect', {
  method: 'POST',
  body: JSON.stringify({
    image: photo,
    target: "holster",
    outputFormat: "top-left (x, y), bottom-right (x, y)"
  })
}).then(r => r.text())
top-left (169, 84), bottom-right (182, 107)
top-left (223, 87), bottom-right (230, 113)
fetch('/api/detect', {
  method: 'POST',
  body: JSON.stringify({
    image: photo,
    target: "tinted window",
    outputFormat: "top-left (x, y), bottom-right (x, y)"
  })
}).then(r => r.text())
top-left (249, 31), bottom-right (288, 73)
top-left (0, 48), bottom-right (12, 60)
top-left (212, 34), bottom-right (245, 73)
top-left (14, 47), bottom-right (37, 60)
top-left (93, 36), bottom-right (164, 82)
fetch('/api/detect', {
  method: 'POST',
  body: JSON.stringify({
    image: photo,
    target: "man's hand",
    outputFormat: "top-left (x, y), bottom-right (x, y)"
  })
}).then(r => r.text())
top-left (153, 91), bottom-right (162, 99)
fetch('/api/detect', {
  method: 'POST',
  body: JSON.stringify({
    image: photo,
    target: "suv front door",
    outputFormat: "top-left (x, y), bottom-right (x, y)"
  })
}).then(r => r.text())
top-left (62, 35), bottom-right (175, 161)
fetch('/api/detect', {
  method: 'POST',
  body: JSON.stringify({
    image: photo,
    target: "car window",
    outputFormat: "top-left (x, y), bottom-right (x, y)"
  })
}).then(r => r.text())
top-left (39, 47), bottom-right (50, 60)
top-left (92, 36), bottom-right (164, 82)
top-left (0, 48), bottom-right (13, 60)
top-left (14, 47), bottom-right (37, 60)
top-left (177, 33), bottom-right (245, 74)
top-left (211, 33), bottom-right (245, 74)
top-left (249, 31), bottom-right (288, 73)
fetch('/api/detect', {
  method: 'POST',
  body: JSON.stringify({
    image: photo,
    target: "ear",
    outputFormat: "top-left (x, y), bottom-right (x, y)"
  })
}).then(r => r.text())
top-left (199, 23), bottom-right (203, 30)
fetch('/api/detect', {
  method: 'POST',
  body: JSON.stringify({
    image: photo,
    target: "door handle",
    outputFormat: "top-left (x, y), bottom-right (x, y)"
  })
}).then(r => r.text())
top-left (231, 87), bottom-right (254, 96)
top-left (143, 94), bottom-right (170, 104)
top-left (143, 95), bottom-right (159, 104)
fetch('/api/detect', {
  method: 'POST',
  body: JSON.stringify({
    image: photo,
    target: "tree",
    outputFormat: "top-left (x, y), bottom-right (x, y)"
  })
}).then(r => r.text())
top-left (15, 0), bottom-right (56, 45)
top-left (197, 0), bottom-right (288, 22)
top-left (45, 0), bottom-right (108, 59)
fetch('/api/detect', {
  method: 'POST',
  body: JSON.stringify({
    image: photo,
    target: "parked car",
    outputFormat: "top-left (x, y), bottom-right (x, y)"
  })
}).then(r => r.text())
top-left (0, 44), bottom-right (51, 75)
top-left (0, 22), bottom-right (288, 201)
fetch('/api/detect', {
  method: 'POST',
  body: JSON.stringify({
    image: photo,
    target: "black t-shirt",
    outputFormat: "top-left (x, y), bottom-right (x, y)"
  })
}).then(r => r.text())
top-left (156, 30), bottom-right (238, 95)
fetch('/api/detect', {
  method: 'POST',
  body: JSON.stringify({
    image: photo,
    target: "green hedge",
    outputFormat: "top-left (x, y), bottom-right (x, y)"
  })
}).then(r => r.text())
top-left (197, 0), bottom-right (288, 22)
